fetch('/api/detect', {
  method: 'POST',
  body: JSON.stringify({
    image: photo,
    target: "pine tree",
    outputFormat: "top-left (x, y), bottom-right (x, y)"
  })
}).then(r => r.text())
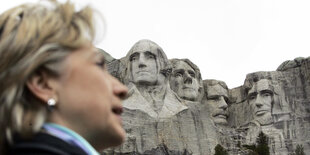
top-left (255, 132), bottom-right (270, 155)
top-left (214, 144), bottom-right (228, 155)
top-left (295, 144), bottom-right (305, 155)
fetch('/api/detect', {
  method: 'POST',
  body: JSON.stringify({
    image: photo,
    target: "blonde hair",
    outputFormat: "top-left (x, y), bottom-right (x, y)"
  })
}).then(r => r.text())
top-left (0, 0), bottom-right (98, 152)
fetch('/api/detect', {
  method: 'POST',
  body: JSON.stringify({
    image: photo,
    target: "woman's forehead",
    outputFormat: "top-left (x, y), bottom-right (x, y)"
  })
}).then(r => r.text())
top-left (67, 45), bottom-right (99, 61)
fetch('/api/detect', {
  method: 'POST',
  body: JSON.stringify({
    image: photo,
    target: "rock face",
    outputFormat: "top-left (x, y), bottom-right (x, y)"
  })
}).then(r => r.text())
top-left (100, 41), bottom-right (310, 155)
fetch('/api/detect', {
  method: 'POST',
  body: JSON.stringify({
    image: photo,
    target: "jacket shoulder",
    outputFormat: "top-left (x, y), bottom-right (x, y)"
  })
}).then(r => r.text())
top-left (9, 132), bottom-right (87, 155)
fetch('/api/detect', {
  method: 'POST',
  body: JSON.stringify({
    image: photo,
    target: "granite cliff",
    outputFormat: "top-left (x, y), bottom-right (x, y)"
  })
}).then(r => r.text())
top-left (101, 40), bottom-right (310, 155)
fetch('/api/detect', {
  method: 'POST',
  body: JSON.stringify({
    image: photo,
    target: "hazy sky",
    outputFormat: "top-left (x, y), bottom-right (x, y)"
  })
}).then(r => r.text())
top-left (1, 0), bottom-right (309, 88)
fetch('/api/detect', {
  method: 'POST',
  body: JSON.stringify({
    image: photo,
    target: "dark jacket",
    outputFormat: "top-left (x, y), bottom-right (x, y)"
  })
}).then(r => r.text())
top-left (8, 132), bottom-right (87, 155)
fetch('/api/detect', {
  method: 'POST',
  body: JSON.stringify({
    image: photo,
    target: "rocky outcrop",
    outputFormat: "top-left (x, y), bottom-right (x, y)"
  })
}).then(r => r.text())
top-left (100, 43), bottom-right (310, 155)
top-left (276, 56), bottom-right (310, 72)
top-left (97, 48), bottom-right (115, 63)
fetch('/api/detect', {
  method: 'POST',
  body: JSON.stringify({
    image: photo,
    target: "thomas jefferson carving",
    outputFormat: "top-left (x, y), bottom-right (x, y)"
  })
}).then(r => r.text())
top-left (169, 59), bottom-right (203, 102)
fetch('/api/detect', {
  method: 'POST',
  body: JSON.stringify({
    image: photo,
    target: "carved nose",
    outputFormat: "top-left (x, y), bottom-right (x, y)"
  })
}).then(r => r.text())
top-left (255, 96), bottom-right (263, 108)
top-left (184, 73), bottom-right (192, 84)
top-left (138, 63), bottom-right (146, 68)
top-left (219, 97), bottom-right (228, 110)
top-left (138, 55), bottom-right (147, 68)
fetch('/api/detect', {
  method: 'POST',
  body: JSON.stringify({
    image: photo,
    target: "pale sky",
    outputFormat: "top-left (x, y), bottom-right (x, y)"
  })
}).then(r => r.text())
top-left (1, 0), bottom-right (309, 88)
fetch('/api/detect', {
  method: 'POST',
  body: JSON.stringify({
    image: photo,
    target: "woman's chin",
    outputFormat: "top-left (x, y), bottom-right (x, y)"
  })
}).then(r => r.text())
top-left (109, 126), bottom-right (126, 147)
top-left (117, 127), bottom-right (126, 144)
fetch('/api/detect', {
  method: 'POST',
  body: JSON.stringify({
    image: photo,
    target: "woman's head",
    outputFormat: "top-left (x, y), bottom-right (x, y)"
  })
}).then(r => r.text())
top-left (0, 0), bottom-right (127, 151)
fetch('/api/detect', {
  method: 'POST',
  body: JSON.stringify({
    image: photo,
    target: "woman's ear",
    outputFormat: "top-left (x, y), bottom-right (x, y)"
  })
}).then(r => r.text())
top-left (26, 71), bottom-right (59, 104)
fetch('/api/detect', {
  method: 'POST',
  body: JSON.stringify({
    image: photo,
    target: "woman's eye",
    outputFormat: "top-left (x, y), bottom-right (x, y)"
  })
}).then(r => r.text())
top-left (96, 59), bottom-right (106, 69)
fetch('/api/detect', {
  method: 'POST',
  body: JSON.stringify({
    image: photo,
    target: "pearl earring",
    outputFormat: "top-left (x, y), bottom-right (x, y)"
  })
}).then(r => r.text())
top-left (47, 98), bottom-right (56, 107)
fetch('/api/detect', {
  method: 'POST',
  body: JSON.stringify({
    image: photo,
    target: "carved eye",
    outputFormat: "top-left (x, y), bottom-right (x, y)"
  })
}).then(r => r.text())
top-left (188, 71), bottom-right (195, 77)
top-left (175, 72), bottom-right (183, 77)
top-left (262, 92), bottom-right (271, 97)
top-left (147, 54), bottom-right (155, 59)
top-left (145, 52), bottom-right (156, 59)
top-left (208, 96), bottom-right (220, 101)
top-left (248, 94), bottom-right (256, 100)
top-left (130, 55), bottom-right (138, 61)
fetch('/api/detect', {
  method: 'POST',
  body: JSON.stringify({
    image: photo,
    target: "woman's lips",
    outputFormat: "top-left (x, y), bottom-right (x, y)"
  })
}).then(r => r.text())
top-left (112, 106), bottom-right (123, 123)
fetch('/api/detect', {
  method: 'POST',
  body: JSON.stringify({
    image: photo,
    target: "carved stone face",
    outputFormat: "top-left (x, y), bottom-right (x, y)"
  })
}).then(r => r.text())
top-left (130, 49), bottom-right (158, 85)
top-left (247, 79), bottom-right (273, 126)
top-left (170, 61), bottom-right (200, 101)
top-left (206, 84), bottom-right (229, 126)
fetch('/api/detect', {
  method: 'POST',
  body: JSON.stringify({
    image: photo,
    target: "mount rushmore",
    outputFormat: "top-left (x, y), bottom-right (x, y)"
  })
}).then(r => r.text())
top-left (100, 39), bottom-right (310, 155)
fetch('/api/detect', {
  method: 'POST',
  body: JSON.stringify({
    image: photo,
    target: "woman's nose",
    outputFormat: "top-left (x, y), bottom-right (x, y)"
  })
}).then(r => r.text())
top-left (112, 76), bottom-right (128, 100)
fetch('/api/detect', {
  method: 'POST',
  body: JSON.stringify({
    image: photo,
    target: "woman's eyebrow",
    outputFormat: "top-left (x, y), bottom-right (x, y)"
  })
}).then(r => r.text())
top-left (90, 49), bottom-right (104, 58)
